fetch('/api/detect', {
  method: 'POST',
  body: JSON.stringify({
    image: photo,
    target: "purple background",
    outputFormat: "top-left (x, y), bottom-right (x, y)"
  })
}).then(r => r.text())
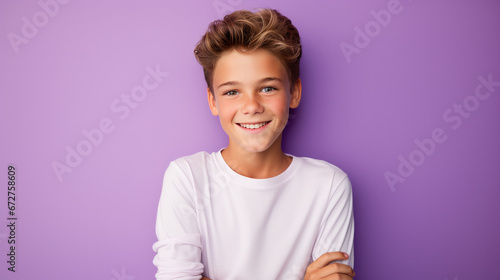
top-left (1, 0), bottom-right (499, 279)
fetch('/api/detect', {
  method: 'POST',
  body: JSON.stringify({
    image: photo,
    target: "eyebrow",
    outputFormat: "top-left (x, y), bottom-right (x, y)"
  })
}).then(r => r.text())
top-left (216, 77), bottom-right (284, 89)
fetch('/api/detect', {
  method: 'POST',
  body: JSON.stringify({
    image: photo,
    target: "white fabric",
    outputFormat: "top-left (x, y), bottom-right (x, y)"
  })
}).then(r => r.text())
top-left (153, 150), bottom-right (354, 280)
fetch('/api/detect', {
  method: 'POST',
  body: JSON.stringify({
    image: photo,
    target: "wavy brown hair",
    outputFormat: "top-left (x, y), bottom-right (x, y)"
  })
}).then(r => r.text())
top-left (194, 9), bottom-right (302, 93)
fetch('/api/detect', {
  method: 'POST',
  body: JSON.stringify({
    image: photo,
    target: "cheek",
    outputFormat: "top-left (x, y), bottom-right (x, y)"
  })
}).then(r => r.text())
top-left (270, 96), bottom-right (290, 118)
top-left (217, 100), bottom-right (236, 123)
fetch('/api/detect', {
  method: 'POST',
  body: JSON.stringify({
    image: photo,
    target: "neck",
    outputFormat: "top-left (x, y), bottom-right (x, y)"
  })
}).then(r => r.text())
top-left (221, 136), bottom-right (292, 179)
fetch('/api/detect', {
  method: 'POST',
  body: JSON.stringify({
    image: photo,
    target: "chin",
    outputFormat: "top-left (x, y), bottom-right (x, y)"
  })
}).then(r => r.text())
top-left (240, 141), bottom-right (275, 153)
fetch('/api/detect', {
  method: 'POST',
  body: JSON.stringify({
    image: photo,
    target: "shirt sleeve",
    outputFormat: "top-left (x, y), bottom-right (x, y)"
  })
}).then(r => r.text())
top-left (312, 175), bottom-right (355, 269)
top-left (152, 161), bottom-right (204, 280)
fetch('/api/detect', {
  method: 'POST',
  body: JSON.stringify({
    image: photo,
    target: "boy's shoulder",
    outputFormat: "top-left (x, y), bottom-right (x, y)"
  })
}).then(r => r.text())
top-left (294, 155), bottom-right (349, 179)
top-left (169, 150), bottom-right (215, 168)
top-left (293, 156), bottom-right (351, 195)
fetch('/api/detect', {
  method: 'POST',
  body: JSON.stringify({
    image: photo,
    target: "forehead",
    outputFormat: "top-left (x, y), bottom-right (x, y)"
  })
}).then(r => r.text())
top-left (213, 48), bottom-right (289, 86)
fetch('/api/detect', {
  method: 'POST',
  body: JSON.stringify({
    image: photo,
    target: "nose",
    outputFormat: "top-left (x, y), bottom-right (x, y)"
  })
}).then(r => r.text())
top-left (242, 93), bottom-right (264, 115)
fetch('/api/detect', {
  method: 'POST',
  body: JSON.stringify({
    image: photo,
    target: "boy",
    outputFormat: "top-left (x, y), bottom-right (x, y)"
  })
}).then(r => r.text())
top-left (153, 9), bottom-right (355, 280)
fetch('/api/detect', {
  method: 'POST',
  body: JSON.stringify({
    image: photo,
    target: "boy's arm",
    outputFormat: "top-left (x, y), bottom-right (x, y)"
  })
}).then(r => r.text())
top-left (303, 175), bottom-right (355, 279)
top-left (312, 175), bottom-right (355, 268)
top-left (153, 161), bottom-right (205, 280)
top-left (304, 252), bottom-right (355, 279)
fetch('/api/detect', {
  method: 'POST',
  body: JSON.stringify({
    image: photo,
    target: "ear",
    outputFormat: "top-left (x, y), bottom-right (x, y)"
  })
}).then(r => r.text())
top-left (290, 78), bottom-right (302, 109)
top-left (207, 87), bottom-right (219, 116)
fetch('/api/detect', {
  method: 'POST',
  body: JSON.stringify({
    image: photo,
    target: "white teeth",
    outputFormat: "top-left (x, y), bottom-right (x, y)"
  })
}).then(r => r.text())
top-left (239, 122), bottom-right (268, 129)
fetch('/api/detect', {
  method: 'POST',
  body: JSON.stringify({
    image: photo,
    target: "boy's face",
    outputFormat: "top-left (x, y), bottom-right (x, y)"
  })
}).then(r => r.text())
top-left (208, 48), bottom-right (301, 153)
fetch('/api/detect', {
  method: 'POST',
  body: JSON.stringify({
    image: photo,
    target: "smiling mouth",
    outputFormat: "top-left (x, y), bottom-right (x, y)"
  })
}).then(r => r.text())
top-left (237, 121), bottom-right (271, 129)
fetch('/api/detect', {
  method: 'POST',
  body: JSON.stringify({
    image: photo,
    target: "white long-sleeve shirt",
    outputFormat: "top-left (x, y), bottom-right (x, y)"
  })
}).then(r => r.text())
top-left (153, 150), bottom-right (354, 280)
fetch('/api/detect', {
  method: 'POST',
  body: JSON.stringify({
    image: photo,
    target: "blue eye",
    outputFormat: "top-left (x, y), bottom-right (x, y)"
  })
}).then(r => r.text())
top-left (224, 90), bottom-right (238, 96)
top-left (262, 87), bottom-right (276, 93)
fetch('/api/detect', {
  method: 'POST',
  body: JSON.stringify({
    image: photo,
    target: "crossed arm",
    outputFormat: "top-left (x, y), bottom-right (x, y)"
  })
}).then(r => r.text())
top-left (200, 251), bottom-right (355, 280)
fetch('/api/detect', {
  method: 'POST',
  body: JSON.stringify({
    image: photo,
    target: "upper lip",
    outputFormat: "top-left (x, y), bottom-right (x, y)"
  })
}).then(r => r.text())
top-left (236, 121), bottom-right (271, 124)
